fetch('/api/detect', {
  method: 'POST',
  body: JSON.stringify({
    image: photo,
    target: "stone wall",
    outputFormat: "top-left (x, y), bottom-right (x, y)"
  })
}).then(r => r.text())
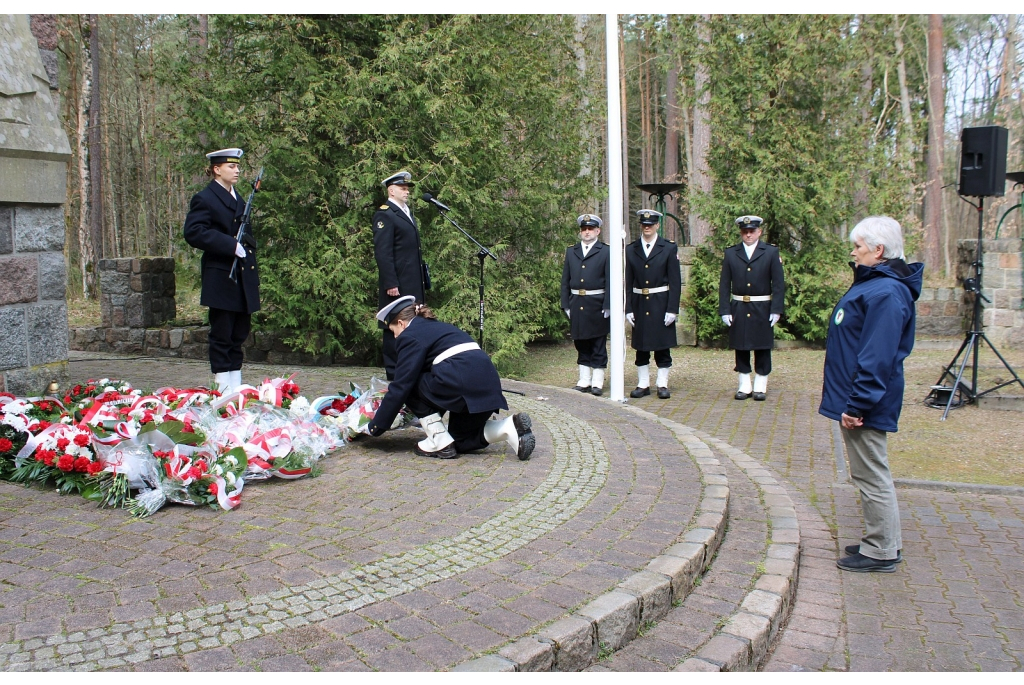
top-left (98, 257), bottom-right (176, 328)
top-left (915, 287), bottom-right (965, 336)
top-left (71, 325), bottom-right (336, 367)
top-left (677, 246), bottom-right (697, 346)
top-left (0, 15), bottom-right (72, 394)
top-left (957, 238), bottom-right (1024, 348)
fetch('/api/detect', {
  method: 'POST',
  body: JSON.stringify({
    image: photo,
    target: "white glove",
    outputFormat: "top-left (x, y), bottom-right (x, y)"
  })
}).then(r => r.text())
top-left (769, 313), bottom-right (780, 327)
top-left (722, 315), bottom-right (733, 326)
top-left (664, 313), bottom-right (677, 326)
top-left (234, 242), bottom-right (246, 259)
top-left (626, 312), bottom-right (635, 327)
top-left (602, 310), bottom-right (610, 319)
top-left (564, 309), bottom-right (570, 319)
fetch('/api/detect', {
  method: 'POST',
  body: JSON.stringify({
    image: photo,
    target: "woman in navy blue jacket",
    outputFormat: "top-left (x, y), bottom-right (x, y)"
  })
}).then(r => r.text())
top-left (366, 296), bottom-right (535, 461)
top-left (819, 216), bottom-right (923, 573)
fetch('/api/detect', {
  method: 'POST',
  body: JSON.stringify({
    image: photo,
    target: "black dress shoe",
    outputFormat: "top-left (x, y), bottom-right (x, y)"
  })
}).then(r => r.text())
top-left (414, 444), bottom-right (459, 459)
top-left (629, 387), bottom-right (650, 398)
top-left (574, 385), bottom-right (590, 393)
top-left (735, 391), bottom-right (751, 400)
top-left (752, 392), bottom-right (766, 401)
top-left (590, 386), bottom-right (603, 396)
top-left (836, 552), bottom-right (896, 573)
top-left (845, 544), bottom-right (902, 563)
top-left (657, 387), bottom-right (670, 400)
top-left (512, 413), bottom-right (535, 461)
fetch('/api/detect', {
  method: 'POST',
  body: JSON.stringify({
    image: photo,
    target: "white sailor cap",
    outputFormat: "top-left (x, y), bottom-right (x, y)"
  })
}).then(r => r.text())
top-left (577, 214), bottom-right (603, 229)
top-left (382, 171), bottom-right (414, 187)
top-left (206, 148), bottom-right (243, 164)
top-left (735, 215), bottom-right (764, 229)
top-left (376, 295), bottom-right (417, 324)
top-left (637, 209), bottom-right (663, 225)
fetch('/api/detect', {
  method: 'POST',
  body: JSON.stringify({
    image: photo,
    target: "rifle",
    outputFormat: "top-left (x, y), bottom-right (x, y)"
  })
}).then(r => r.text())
top-left (228, 167), bottom-right (264, 283)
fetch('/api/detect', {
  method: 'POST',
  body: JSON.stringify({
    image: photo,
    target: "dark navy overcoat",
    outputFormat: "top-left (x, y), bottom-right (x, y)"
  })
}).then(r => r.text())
top-left (373, 200), bottom-right (426, 310)
top-left (625, 236), bottom-right (682, 351)
top-left (718, 241), bottom-right (785, 350)
top-left (560, 241), bottom-right (611, 340)
top-left (183, 181), bottom-right (261, 313)
top-left (367, 317), bottom-right (508, 435)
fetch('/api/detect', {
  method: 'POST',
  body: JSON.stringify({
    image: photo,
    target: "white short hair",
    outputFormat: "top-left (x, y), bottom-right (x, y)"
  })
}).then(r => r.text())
top-left (849, 216), bottom-right (904, 260)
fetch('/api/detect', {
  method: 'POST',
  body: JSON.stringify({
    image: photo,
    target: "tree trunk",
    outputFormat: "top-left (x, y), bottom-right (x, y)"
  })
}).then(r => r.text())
top-left (994, 14), bottom-right (1017, 123)
top-left (923, 14), bottom-right (944, 274)
top-left (573, 15), bottom-right (592, 182)
top-left (77, 16), bottom-right (95, 297)
top-left (88, 14), bottom-right (104, 283)
top-left (893, 15), bottom-right (914, 168)
top-left (663, 64), bottom-right (681, 243)
top-left (689, 14), bottom-right (712, 247)
top-left (852, 15), bottom-right (873, 222)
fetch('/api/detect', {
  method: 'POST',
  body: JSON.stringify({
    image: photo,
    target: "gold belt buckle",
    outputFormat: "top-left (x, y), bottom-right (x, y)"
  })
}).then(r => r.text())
top-left (742, 295), bottom-right (751, 302)
top-left (641, 288), bottom-right (650, 295)
top-left (578, 289), bottom-right (587, 296)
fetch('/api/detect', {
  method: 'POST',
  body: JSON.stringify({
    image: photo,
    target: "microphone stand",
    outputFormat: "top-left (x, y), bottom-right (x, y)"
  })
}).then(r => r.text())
top-left (430, 205), bottom-right (497, 346)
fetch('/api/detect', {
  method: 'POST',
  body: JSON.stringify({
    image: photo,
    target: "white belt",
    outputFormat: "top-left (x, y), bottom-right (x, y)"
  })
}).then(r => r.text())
top-left (572, 288), bottom-right (605, 296)
top-left (433, 342), bottom-right (480, 366)
top-left (732, 294), bottom-right (771, 302)
top-left (633, 286), bottom-right (669, 295)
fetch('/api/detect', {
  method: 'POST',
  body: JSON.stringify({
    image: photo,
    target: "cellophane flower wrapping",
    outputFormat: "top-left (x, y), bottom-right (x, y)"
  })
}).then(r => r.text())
top-left (1, 374), bottom-right (350, 517)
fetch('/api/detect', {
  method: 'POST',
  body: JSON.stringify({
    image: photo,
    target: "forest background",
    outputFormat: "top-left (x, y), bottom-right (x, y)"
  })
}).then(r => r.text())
top-left (46, 14), bottom-right (1024, 372)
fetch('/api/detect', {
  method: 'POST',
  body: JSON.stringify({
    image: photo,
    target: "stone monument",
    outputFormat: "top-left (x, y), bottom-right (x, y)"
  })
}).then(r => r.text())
top-left (0, 14), bottom-right (72, 394)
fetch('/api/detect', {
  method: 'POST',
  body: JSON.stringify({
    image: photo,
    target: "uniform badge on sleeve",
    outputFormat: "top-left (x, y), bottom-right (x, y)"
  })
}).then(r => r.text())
top-left (377, 221), bottom-right (384, 229)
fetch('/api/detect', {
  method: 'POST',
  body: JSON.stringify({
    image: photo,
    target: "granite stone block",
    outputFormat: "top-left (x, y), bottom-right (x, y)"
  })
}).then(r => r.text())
top-left (13, 206), bottom-right (63, 252)
top-left (577, 591), bottom-right (639, 652)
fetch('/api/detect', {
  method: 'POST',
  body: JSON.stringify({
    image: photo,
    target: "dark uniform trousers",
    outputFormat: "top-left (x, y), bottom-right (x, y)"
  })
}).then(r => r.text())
top-left (373, 200), bottom-right (427, 379)
top-left (182, 180), bottom-right (261, 375)
top-left (719, 241), bottom-right (785, 378)
top-left (560, 241), bottom-right (611, 370)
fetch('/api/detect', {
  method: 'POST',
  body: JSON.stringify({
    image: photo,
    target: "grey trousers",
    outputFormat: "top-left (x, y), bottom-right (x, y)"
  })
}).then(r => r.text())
top-left (841, 425), bottom-right (903, 560)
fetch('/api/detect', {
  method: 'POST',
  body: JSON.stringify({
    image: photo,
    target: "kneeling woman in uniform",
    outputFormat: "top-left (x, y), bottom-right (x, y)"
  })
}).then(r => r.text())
top-left (365, 296), bottom-right (535, 461)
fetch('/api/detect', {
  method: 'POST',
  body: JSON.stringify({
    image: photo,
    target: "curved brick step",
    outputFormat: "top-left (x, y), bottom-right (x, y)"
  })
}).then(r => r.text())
top-left (673, 432), bottom-right (801, 672)
top-left (586, 442), bottom-right (767, 671)
top-left (451, 408), bottom-right (730, 672)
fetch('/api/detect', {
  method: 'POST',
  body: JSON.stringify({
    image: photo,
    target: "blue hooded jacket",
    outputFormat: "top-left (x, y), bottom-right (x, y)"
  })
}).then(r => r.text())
top-left (818, 258), bottom-right (924, 432)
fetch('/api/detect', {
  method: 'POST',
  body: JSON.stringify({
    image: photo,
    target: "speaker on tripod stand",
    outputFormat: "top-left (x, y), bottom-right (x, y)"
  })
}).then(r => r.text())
top-left (927, 125), bottom-right (1024, 419)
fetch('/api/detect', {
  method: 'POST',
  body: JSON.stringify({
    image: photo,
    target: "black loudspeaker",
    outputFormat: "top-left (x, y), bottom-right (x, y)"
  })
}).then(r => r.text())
top-left (959, 126), bottom-right (1008, 197)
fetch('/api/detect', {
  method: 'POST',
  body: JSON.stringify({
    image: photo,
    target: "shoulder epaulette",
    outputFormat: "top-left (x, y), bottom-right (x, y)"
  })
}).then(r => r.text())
top-left (379, 205), bottom-right (389, 210)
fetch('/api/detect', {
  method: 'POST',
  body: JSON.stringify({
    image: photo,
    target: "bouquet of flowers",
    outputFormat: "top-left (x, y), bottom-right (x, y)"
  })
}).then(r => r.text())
top-left (10, 421), bottom-right (104, 495)
top-left (127, 444), bottom-right (246, 518)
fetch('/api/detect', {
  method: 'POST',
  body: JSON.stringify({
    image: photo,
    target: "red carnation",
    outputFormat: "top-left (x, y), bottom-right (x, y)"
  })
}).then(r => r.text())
top-left (74, 433), bottom-right (90, 447)
top-left (208, 482), bottom-right (219, 495)
top-left (72, 385), bottom-right (82, 394)
top-left (37, 420), bottom-right (50, 431)
top-left (87, 461), bottom-right (104, 475)
top-left (57, 437), bottom-right (71, 450)
top-left (57, 454), bottom-right (74, 471)
top-left (182, 423), bottom-right (194, 434)
top-left (35, 448), bottom-right (55, 466)
top-left (73, 457), bottom-right (91, 473)
top-left (85, 385), bottom-right (95, 393)
top-left (331, 399), bottom-right (344, 411)
top-left (0, 438), bottom-right (13, 453)
top-left (64, 395), bottom-right (72, 404)
top-left (196, 461), bottom-right (207, 474)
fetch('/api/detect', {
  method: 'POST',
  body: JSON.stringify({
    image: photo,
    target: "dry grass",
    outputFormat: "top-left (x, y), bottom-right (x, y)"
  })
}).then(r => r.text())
top-left (510, 337), bottom-right (1024, 488)
top-left (66, 290), bottom-right (206, 328)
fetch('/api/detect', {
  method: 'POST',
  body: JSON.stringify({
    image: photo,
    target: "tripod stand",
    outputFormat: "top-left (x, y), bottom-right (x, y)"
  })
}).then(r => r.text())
top-left (929, 196), bottom-right (1024, 420)
top-left (430, 206), bottom-right (496, 346)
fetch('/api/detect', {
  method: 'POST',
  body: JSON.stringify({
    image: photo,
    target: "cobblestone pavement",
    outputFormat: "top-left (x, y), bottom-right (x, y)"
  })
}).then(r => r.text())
top-left (631, 369), bottom-right (1024, 672)
top-left (1, 354), bottom-right (700, 671)
top-left (1, 352), bottom-right (1022, 671)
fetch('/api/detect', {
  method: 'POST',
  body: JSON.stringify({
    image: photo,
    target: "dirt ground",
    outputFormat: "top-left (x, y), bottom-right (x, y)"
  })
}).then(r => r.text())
top-left (508, 338), bottom-right (1024, 488)
top-left (66, 294), bottom-right (1024, 487)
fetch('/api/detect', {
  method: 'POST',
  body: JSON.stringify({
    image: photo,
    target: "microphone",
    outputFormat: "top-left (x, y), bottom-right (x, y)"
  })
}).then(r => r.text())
top-left (421, 192), bottom-right (451, 212)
